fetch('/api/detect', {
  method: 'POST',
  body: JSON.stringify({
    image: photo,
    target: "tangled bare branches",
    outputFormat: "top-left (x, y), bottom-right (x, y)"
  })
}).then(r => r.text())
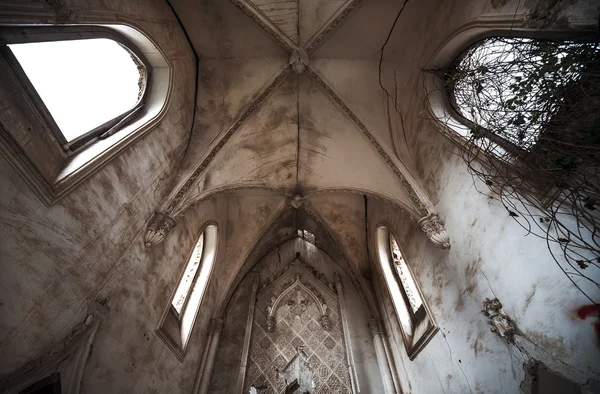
top-left (432, 37), bottom-right (600, 302)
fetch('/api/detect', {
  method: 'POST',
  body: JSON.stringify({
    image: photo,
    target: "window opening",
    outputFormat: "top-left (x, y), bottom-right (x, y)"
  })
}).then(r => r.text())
top-left (442, 35), bottom-right (600, 292)
top-left (172, 233), bottom-right (204, 315)
top-left (446, 37), bottom-right (598, 151)
top-left (8, 38), bottom-right (146, 146)
top-left (297, 229), bottom-right (316, 244)
top-left (389, 235), bottom-right (423, 314)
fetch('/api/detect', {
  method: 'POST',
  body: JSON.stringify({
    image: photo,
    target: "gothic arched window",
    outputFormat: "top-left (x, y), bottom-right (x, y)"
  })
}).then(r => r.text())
top-left (157, 224), bottom-right (218, 359)
top-left (444, 36), bottom-right (600, 154)
top-left (376, 226), bottom-right (437, 360)
top-left (7, 37), bottom-right (147, 149)
top-left (0, 25), bottom-right (171, 204)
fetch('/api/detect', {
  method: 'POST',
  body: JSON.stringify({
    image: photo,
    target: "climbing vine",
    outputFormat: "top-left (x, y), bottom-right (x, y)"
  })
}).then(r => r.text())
top-left (435, 36), bottom-right (600, 302)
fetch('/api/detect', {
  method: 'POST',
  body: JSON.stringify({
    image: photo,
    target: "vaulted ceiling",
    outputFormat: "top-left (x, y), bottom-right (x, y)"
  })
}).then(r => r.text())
top-left (146, 0), bottom-right (451, 307)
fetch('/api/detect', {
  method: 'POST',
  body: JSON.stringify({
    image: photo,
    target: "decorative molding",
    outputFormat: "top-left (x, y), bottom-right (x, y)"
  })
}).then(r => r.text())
top-left (264, 274), bottom-right (332, 332)
top-left (290, 193), bottom-right (304, 208)
top-left (306, 65), bottom-right (432, 217)
top-left (0, 315), bottom-right (99, 394)
top-left (144, 211), bottom-right (176, 247)
top-left (418, 213), bottom-right (451, 249)
top-left (163, 66), bottom-right (292, 215)
top-left (482, 298), bottom-right (516, 340)
top-left (230, 0), bottom-right (297, 53)
top-left (303, 201), bottom-right (383, 317)
top-left (259, 254), bottom-right (334, 293)
top-left (0, 21), bottom-right (173, 206)
top-left (303, 0), bottom-right (364, 53)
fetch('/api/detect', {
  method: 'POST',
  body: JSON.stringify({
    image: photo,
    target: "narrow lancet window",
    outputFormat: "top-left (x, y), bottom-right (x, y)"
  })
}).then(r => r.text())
top-left (157, 224), bottom-right (218, 359)
top-left (172, 233), bottom-right (204, 315)
top-left (390, 235), bottom-right (423, 314)
top-left (376, 226), bottom-right (437, 359)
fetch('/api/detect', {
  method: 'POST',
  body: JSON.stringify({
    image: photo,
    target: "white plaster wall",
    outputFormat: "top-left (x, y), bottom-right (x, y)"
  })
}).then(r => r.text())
top-left (364, 1), bottom-right (600, 392)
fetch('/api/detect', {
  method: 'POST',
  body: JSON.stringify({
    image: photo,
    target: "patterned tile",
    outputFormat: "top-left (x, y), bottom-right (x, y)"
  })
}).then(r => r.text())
top-left (247, 273), bottom-right (352, 394)
top-left (259, 335), bottom-right (274, 350)
top-left (332, 344), bottom-right (345, 360)
top-left (315, 362), bottom-right (330, 384)
top-left (306, 331), bottom-right (323, 350)
top-left (281, 344), bottom-right (296, 362)
top-left (246, 360), bottom-right (261, 384)
top-left (306, 319), bottom-right (320, 333)
top-left (323, 336), bottom-right (336, 350)
top-left (272, 355), bottom-right (287, 370)
top-left (325, 374), bottom-right (344, 393)
top-left (333, 362), bottom-right (350, 387)
top-left (291, 336), bottom-right (305, 349)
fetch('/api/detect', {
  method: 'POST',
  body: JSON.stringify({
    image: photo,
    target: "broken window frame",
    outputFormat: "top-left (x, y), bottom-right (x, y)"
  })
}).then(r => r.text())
top-left (0, 26), bottom-right (151, 154)
top-left (0, 23), bottom-right (171, 206)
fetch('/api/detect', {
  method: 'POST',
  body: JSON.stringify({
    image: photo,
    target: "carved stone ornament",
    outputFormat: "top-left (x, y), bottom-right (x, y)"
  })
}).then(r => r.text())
top-left (291, 194), bottom-right (304, 209)
top-left (144, 212), bottom-right (176, 247)
top-left (418, 214), bottom-right (451, 249)
top-left (289, 49), bottom-right (309, 74)
top-left (264, 274), bottom-right (331, 333)
top-left (482, 298), bottom-right (516, 340)
top-left (319, 314), bottom-right (332, 331)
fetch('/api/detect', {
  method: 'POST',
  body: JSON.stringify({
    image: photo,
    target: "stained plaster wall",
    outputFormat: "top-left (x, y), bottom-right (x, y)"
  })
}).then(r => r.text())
top-left (363, 1), bottom-right (600, 393)
top-left (209, 238), bottom-right (385, 394)
top-left (0, 0), bottom-right (197, 391)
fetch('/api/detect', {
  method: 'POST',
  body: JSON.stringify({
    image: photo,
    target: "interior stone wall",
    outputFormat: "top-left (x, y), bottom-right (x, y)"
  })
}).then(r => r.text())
top-left (0, 0), bottom-right (196, 391)
top-left (354, 1), bottom-right (600, 392)
top-left (209, 238), bottom-right (384, 394)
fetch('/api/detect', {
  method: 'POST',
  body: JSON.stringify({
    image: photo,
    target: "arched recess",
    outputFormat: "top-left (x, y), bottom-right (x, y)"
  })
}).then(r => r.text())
top-left (215, 204), bottom-right (380, 320)
top-left (422, 16), bottom-right (597, 145)
top-left (0, 20), bottom-right (172, 204)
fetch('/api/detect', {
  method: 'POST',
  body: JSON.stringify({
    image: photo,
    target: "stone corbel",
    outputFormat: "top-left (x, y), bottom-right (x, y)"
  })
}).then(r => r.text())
top-left (144, 212), bottom-right (176, 247)
top-left (418, 213), bottom-right (451, 249)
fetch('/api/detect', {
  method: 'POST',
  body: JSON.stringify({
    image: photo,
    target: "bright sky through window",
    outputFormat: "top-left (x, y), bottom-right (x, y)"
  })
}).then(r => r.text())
top-left (9, 38), bottom-right (142, 142)
top-left (172, 234), bottom-right (204, 315)
top-left (390, 235), bottom-right (422, 313)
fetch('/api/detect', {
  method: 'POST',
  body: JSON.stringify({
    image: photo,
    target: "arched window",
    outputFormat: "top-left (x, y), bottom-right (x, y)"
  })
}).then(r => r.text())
top-left (376, 226), bottom-right (437, 360)
top-left (444, 36), bottom-right (600, 154)
top-left (297, 228), bottom-right (316, 244)
top-left (0, 25), bottom-right (171, 204)
top-left (7, 38), bottom-right (147, 150)
top-left (157, 224), bottom-right (218, 360)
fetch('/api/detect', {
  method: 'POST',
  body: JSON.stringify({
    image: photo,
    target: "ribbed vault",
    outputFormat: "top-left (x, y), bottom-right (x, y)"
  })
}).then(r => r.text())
top-left (144, 0), bottom-right (451, 310)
